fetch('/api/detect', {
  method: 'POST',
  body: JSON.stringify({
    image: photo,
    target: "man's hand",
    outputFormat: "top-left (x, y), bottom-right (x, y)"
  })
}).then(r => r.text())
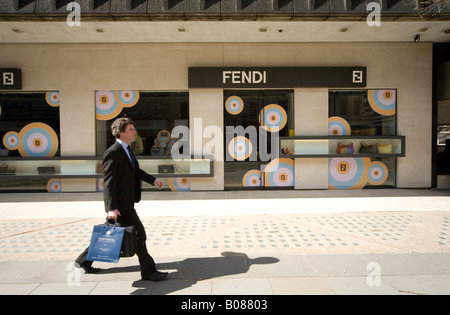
top-left (154, 179), bottom-right (164, 190)
top-left (107, 209), bottom-right (121, 220)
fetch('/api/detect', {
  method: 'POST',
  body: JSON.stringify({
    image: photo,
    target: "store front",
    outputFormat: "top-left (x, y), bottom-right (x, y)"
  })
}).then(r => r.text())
top-left (0, 42), bottom-right (433, 192)
top-left (189, 67), bottom-right (401, 191)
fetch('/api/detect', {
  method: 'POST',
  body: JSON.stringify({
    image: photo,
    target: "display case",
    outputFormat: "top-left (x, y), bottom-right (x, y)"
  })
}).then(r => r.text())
top-left (280, 136), bottom-right (405, 158)
top-left (0, 156), bottom-right (214, 179)
top-left (138, 156), bottom-right (214, 178)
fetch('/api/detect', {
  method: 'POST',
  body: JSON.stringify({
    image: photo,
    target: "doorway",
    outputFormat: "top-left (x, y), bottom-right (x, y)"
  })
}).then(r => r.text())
top-left (224, 90), bottom-right (294, 190)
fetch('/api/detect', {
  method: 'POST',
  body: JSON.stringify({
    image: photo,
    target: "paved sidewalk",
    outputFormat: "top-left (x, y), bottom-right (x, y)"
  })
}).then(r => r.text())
top-left (0, 189), bottom-right (449, 295)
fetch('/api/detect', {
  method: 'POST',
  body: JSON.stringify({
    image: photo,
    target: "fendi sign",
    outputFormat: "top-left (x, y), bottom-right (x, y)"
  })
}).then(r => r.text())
top-left (188, 67), bottom-right (366, 88)
top-left (1, 69), bottom-right (22, 90)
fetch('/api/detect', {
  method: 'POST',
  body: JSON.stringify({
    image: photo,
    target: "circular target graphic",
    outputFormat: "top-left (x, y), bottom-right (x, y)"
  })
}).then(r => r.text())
top-left (328, 157), bottom-right (369, 189)
top-left (228, 136), bottom-right (253, 161)
top-left (169, 178), bottom-right (190, 191)
top-left (264, 158), bottom-right (294, 187)
top-left (157, 130), bottom-right (171, 144)
top-left (3, 131), bottom-right (20, 150)
top-left (116, 90), bottom-right (139, 108)
top-left (45, 92), bottom-right (60, 107)
top-left (18, 123), bottom-right (59, 157)
top-left (328, 117), bottom-right (351, 135)
top-left (367, 161), bottom-right (388, 185)
top-left (225, 96), bottom-right (244, 115)
top-left (167, 139), bottom-right (176, 150)
top-left (47, 179), bottom-right (62, 193)
top-left (259, 105), bottom-right (287, 132)
top-left (95, 90), bottom-right (121, 121)
top-left (243, 170), bottom-right (262, 187)
top-left (151, 145), bottom-right (163, 156)
top-left (368, 90), bottom-right (396, 116)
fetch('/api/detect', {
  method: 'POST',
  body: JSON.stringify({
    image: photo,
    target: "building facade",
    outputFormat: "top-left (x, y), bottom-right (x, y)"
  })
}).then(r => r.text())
top-left (0, 0), bottom-right (449, 192)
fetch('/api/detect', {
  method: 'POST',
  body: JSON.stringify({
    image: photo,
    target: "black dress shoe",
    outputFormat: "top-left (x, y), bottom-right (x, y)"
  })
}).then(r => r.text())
top-left (142, 271), bottom-right (168, 282)
top-left (82, 266), bottom-right (101, 274)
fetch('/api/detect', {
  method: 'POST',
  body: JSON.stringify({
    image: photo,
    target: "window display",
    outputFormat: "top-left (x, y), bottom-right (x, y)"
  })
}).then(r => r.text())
top-left (328, 90), bottom-right (398, 189)
top-left (0, 92), bottom-right (60, 157)
top-left (0, 92), bottom-right (60, 191)
top-left (95, 91), bottom-right (189, 157)
top-left (223, 90), bottom-right (294, 190)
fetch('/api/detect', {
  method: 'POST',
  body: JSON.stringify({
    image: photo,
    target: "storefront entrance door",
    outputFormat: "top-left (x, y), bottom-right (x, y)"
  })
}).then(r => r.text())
top-left (224, 90), bottom-right (294, 190)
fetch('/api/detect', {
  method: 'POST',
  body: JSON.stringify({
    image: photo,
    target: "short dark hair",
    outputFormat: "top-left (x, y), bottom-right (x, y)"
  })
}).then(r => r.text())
top-left (111, 117), bottom-right (134, 139)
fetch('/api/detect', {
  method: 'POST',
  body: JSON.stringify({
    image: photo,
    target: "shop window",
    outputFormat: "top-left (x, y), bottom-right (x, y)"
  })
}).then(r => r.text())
top-left (328, 90), bottom-right (397, 189)
top-left (0, 92), bottom-right (60, 191)
top-left (329, 90), bottom-right (396, 136)
top-left (95, 91), bottom-right (189, 156)
top-left (223, 90), bottom-right (295, 190)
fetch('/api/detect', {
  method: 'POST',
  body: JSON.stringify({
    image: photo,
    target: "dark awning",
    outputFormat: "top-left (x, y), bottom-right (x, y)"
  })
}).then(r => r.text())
top-left (1, 0), bottom-right (449, 21)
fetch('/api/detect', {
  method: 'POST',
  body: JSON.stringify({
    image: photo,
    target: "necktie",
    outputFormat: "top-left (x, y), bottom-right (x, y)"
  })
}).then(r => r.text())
top-left (126, 145), bottom-right (136, 169)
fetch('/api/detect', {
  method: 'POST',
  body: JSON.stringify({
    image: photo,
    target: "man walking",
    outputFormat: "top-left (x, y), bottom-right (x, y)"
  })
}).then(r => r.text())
top-left (76, 117), bottom-right (168, 282)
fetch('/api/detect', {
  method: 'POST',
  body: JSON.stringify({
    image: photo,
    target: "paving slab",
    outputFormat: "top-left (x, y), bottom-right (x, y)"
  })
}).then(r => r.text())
top-left (384, 275), bottom-right (450, 295)
top-left (269, 277), bottom-right (335, 295)
top-left (325, 276), bottom-right (400, 295)
top-left (211, 278), bottom-right (273, 295)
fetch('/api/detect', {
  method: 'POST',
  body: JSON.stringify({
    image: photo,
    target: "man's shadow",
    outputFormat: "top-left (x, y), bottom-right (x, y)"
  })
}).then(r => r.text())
top-left (120, 251), bottom-right (279, 295)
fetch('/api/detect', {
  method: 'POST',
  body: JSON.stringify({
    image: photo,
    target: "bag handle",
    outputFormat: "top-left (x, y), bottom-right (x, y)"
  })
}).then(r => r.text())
top-left (105, 218), bottom-right (118, 228)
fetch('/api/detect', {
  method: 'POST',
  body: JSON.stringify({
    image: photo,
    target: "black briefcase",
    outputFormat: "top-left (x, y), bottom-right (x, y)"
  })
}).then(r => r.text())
top-left (106, 220), bottom-right (137, 258)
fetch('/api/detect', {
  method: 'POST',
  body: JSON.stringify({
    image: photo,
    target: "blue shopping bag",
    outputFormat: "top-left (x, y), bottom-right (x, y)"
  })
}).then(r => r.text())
top-left (86, 221), bottom-right (125, 263)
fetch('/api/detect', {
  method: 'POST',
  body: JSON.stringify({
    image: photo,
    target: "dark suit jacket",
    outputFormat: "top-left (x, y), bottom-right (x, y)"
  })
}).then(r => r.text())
top-left (102, 141), bottom-right (156, 215)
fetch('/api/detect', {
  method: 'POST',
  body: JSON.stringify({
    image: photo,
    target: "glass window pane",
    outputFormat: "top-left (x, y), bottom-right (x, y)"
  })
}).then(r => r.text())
top-left (0, 92), bottom-right (60, 157)
top-left (328, 90), bottom-right (397, 188)
top-left (329, 90), bottom-right (396, 136)
top-left (0, 92), bottom-right (60, 192)
top-left (96, 91), bottom-right (189, 156)
top-left (224, 90), bottom-right (294, 190)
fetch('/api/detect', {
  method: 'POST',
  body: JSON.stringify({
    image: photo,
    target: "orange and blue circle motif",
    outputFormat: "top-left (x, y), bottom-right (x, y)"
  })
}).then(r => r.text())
top-left (328, 158), bottom-right (369, 189)
top-left (151, 145), bottom-right (163, 156)
top-left (228, 136), bottom-right (253, 161)
top-left (243, 170), bottom-right (262, 187)
top-left (116, 90), bottom-right (139, 108)
top-left (47, 179), bottom-right (62, 193)
top-left (96, 90), bottom-right (121, 121)
top-left (367, 161), bottom-right (388, 185)
top-left (328, 117), bottom-right (351, 135)
top-left (264, 158), bottom-right (294, 187)
top-left (167, 139), bottom-right (176, 150)
top-left (368, 90), bottom-right (396, 116)
top-left (18, 123), bottom-right (59, 157)
top-left (45, 92), bottom-right (60, 107)
top-left (169, 178), bottom-right (190, 191)
top-left (157, 130), bottom-right (171, 143)
top-left (225, 96), bottom-right (244, 115)
top-left (96, 90), bottom-right (140, 121)
top-left (259, 105), bottom-right (287, 132)
top-left (3, 131), bottom-right (20, 150)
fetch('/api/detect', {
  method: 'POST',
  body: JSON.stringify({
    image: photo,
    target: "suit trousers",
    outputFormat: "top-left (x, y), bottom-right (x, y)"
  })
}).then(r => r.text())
top-left (75, 209), bottom-right (157, 276)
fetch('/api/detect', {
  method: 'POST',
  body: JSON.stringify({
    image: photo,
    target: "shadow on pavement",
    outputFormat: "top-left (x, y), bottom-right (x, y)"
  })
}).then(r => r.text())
top-left (99, 251), bottom-right (279, 295)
